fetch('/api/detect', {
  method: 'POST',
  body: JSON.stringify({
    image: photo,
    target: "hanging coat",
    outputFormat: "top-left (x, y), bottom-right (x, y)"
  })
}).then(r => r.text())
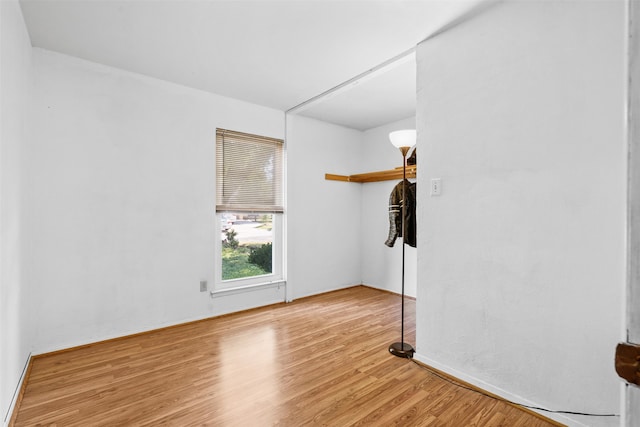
top-left (384, 179), bottom-right (416, 248)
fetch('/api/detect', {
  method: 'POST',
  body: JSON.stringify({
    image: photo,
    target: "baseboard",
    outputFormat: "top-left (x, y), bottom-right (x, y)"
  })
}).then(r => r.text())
top-left (413, 353), bottom-right (601, 427)
top-left (5, 353), bottom-right (32, 427)
top-left (288, 282), bottom-right (362, 301)
top-left (360, 283), bottom-right (416, 300)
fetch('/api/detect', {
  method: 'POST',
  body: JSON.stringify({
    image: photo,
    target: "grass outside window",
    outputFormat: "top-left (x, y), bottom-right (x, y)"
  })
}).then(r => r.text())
top-left (222, 246), bottom-right (268, 280)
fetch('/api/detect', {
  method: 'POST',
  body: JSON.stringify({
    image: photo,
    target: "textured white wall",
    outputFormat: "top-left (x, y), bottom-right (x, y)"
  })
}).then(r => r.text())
top-left (286, 115), bottom-right (363, 300)
top-left (361, 117), bottom-right (416, 297)
top-left (415, 2), bottom-right (626, 426)
top-left (28, 49), bottom-right (285, 354)
top-left (0, 1), bottom-right (32, 423)
top-left (629, 2), bottom-right (640, 425)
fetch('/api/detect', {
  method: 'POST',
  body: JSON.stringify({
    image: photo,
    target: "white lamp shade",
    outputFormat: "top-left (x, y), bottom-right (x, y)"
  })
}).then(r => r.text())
top-left (389, 129), bottom-right (417, 149)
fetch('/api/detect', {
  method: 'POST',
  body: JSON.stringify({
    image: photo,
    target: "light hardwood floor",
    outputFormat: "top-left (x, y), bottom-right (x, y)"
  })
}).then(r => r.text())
top-left (12, 286), bottom-right (561, 426)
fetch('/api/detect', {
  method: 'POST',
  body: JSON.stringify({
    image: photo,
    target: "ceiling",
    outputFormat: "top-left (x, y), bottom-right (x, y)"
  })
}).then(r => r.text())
top-left (19, 0), bottom-right (486, 131)
top-left (294, 52), bottom-right (417, 131)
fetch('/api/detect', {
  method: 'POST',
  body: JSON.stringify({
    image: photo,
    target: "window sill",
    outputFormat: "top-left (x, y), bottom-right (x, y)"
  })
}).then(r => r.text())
top-left (210, 280), bottom-right (286, 298)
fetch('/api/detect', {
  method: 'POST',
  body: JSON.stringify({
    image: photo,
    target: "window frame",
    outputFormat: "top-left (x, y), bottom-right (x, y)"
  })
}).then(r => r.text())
top-left (215, 211), bottom-right (283, 290)
top-left (214, 128), bottom-right (285, 291)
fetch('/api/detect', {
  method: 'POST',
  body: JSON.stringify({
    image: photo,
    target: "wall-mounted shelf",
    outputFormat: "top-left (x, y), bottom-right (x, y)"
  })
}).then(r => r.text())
top-left (325, 165), bottom-right (416, 183)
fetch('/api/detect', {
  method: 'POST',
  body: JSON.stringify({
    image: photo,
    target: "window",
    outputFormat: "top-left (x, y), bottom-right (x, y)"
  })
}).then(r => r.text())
top-left (215, 129), bottom-right (284, 289)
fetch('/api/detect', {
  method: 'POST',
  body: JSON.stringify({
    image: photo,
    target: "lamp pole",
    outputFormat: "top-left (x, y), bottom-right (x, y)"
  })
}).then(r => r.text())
top-left (388, 130), bottom-right (415, 359)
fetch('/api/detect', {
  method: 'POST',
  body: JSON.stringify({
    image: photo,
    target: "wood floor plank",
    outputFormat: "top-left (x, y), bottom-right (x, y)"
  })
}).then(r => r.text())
top-left (11, 286), bottom-right (562, 426)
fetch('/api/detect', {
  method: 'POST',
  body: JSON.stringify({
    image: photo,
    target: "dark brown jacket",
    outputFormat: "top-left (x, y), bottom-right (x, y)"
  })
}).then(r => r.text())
top-left (385, 179), bottom-right (416, 248)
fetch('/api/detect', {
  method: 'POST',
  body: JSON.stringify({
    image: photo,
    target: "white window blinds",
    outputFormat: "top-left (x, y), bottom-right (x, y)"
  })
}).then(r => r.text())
top-left (216, 128), bottom-right (284, 213)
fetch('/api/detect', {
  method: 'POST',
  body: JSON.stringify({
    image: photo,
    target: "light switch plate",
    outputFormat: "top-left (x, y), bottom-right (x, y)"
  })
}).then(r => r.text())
top-left (200, 280), bottom-right (207, 292)
top-left (431, 178), bottom-right (442, 196)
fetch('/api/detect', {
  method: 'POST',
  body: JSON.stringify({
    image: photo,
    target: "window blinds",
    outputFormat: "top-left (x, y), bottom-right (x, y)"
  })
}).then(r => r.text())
top-left (216, 128), bottom-right (284, 213)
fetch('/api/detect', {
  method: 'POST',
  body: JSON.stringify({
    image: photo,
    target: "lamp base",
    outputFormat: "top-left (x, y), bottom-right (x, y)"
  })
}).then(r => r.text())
top-left (388, 342), bottom-right (415, 358)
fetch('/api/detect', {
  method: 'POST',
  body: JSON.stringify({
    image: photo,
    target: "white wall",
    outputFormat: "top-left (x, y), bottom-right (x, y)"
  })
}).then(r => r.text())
top-left (24, 45), bottom-right (407, 355)
top-left (628, 3), bottom-right (640, 425)
top-left (28, 49), bottom-right (285, 353)
top-left (0, 0), bottom-right (32, 423)
top-left (361, 117), bottom-right (417, 297)
top-left (415, 2), bottom-right (625, 426)
top-left (286, 114), bottom-right (363, 300)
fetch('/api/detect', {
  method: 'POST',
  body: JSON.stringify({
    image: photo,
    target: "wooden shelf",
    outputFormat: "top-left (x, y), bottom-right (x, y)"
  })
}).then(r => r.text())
top-left (325, 165), bottom-right (416, 183)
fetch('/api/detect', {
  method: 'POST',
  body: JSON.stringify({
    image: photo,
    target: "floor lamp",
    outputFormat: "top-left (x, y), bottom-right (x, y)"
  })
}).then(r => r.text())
top-left (388, 129), bottom-right (416, 359)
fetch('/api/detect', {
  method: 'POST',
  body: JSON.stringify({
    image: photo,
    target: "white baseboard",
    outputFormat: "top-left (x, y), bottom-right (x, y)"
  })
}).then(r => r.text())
top-left (360, 282), bottom-right (417, 299)
top-left (413, 352), bottom-right (599, 427)
top-left (3, 352), bottom-right (32, 427)
top-left (289, 282), bottom-right (361, 301)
